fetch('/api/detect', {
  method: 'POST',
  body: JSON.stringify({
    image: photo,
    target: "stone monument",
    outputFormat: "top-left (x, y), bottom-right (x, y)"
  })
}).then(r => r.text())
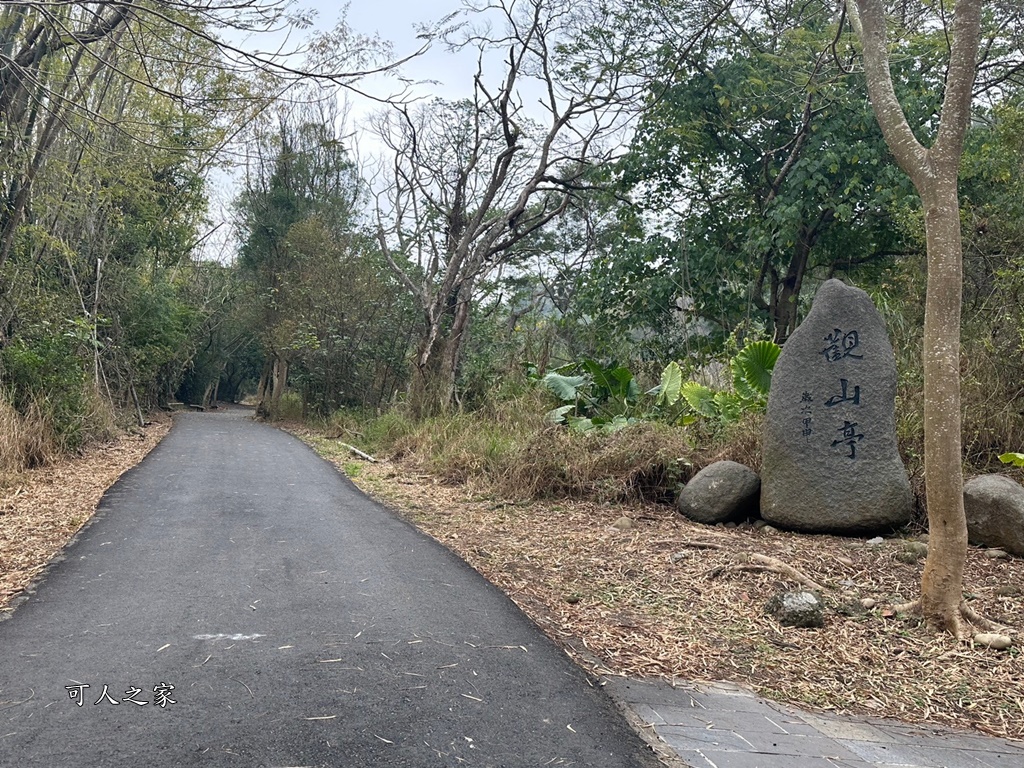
top-left (760, 279), bottom-right (913, 533)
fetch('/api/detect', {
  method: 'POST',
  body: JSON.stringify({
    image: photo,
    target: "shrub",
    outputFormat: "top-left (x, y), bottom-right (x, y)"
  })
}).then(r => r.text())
top-left (273, 391), bottom-right (304, 422)
top-left (0, 330), bottom-right (89, 449)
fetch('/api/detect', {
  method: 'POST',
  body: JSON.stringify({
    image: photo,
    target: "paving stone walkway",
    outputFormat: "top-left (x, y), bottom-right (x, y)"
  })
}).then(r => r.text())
top-left (606, 678), bottom-right (1024, 768)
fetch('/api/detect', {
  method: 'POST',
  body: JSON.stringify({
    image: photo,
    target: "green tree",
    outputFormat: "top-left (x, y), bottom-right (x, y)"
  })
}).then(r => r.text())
top-left (234, 101), bottom-right (415, 416)
top-left (617, 0), bottom-right (918, 343)
top-left (848, 0), bottom-right (1011, 635)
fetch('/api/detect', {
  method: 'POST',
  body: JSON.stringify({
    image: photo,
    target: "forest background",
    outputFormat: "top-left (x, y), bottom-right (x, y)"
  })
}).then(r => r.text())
top-left (2, 0), bottom-right (1022, 488)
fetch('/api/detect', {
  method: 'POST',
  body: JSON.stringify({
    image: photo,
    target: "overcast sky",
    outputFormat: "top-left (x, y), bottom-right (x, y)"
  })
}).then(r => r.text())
top-left (203, 0), bottom-right (480, 258)
top-left (303, 0), bottom-right (483, 109)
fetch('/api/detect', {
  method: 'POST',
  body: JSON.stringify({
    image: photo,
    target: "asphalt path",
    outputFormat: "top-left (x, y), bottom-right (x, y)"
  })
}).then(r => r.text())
top-left (0, 408), bottom-right (661, 768)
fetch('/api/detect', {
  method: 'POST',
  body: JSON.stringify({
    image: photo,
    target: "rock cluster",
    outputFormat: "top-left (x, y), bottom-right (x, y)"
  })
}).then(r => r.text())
top-left (963, 475), bottom-right (1024, 556)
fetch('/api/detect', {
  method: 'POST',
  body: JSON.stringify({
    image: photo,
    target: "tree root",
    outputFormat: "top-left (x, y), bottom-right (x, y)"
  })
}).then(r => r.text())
top-left (959, 601), bottom-right (1012, 634)
top-left (708, 553), bottom-right (827, 593)
top-left (890, 598), bottom-right (1014, 639)
top-left (677, 540), bottom-right (728, 550)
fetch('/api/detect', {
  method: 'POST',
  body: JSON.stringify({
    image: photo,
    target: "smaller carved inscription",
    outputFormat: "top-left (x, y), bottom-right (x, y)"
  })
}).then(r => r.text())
top-left (799, 392), bottom-right (813, 437)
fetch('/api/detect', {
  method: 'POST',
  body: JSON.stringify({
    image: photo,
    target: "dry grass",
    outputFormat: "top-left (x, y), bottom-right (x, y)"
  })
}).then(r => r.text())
top-left (493, 422), bottom-right (695, 502)
top-left (314, 404), bottom-right (699, 504)
top-left (0, 398), bottom-right (57, 473)
top-left (0, 415), bottom-right (170, 610)
top-left (326, 452), bottom-right (1024, 742)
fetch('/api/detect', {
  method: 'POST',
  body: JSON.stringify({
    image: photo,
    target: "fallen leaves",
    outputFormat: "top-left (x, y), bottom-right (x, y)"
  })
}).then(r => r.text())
top-left (339, 455), bottom-right (1024, 741)
top-left (0, 416), bottom-right (170, 610)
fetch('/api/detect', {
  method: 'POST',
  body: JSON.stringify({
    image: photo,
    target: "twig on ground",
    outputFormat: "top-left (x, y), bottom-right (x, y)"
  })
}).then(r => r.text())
top-left (708, 552), bottom-right (828, 593)
top-left (339, 442), bottom-right (377, 463)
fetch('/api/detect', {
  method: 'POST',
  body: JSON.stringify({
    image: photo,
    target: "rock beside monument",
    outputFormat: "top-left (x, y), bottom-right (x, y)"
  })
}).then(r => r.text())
top-left (963, 475), bottom-right (1024, 556)
top-left (765, 590), bottom-right (824, 628)
top-left (677, 461), bottom-right (761, 525)
top-left (761, 279), bottom-right (913, 533)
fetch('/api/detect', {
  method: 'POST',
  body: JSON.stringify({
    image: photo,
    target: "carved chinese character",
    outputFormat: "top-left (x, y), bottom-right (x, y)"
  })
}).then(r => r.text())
top-left (825, 379), bottom-right (861, 407)
top-left (821, 329), bottom-right (863, 362)
top-left (831, 420), bottom-right (864, 459)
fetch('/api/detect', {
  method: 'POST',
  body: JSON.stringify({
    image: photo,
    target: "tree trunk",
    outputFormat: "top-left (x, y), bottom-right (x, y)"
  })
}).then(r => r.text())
top-left (255, 359), bottom-right (272, 417)
top-left (774, 231), bottom-right (813, 343)
top-left (270, 355), bottom-right (288, 414)
top-left (848, 0), bottom-right (982, 634)
top-left (408, 287), bottom-right (472, 419)
top-left (202, 381), bottom-right (215, 410)
top-left (408, 336), bottom-right (460, 420)
top-left (918, 180), bottom-right (968, 632)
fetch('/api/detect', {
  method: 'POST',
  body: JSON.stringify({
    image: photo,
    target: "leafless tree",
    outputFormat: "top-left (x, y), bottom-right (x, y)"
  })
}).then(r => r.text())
top-left (370, 0), bottom-right (643, 417)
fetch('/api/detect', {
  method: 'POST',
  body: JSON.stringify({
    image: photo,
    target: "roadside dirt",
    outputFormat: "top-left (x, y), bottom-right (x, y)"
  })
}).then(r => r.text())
top-left (304, 436), bottom-right (1024, 741)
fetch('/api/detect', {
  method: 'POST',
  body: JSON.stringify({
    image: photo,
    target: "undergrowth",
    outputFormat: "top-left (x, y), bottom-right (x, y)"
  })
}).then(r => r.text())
top-left (298, 331), bottom-right (1024, 513)
top-left (0, 389), bottom-right (120, 483)
top-left (311, 391), bottom-right (771, 505)
top-left (0, 397), bottom-right (56, 475)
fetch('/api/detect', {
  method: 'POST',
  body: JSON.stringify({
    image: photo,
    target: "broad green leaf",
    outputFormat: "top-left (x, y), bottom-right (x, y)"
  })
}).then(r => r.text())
top-left (714, 391), bottom-right (744, 424)
top-left (732, 340), bottom-right (781, 399)
top-left (567, 416), bottom-right (597, 433)
top-left (545, 404), bottom-right (575, 424)
top-left (602, 415), bottom-right (632, 433)
top-left (657, 361), bottom-right (683, 406)
top-left (681, 381), bottom-right (718, 418)
top-left (581, 359), bottom-right (637, 402)
top-left (998, 452), bottom-right (1024, 467)
top-left (542, 373), bottom-right (589, 403)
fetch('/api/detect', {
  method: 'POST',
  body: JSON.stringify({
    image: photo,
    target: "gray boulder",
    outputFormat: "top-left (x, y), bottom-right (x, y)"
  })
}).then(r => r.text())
top-left (963, 475), bottom-right (1024, 556)
top-left (761, 279), bottom-right (913, 533)
top-left (677, 461), bottom-right (760, 524)
top-left (765, 590), bottom-right (825, 628)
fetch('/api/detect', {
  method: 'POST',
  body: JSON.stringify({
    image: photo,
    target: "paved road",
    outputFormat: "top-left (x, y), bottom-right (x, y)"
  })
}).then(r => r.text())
top-left (0, 409), bottom-right (660, 768)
